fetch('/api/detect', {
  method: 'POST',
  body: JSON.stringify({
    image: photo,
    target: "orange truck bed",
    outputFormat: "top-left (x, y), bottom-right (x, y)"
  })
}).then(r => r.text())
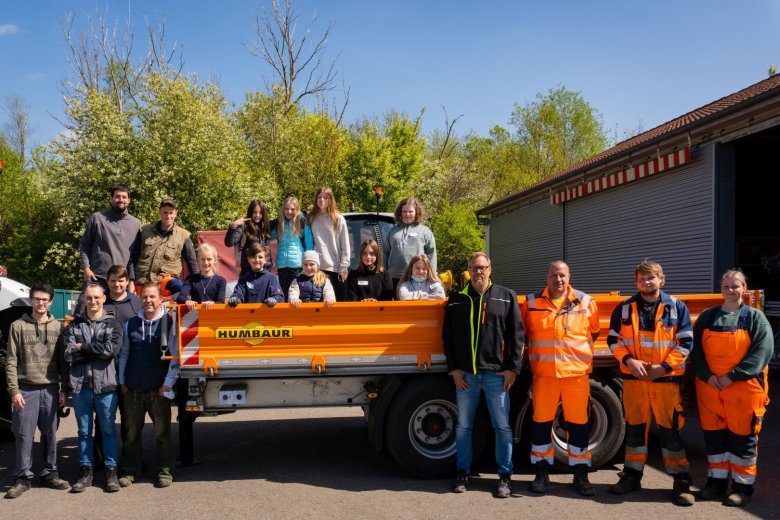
top-left (176, 291), bottom-right (763, 376)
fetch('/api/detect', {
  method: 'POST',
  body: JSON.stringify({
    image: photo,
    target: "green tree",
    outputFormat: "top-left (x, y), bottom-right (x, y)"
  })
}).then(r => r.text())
top-left (0, 140), bottom-right (58, 285)
top-left (510, 85), bottom-right (608, 185)
top-left (342, 110), bottom-right (426, 212)
top-left (238, 87), bottom-right (347, 210)
top-left (44, 72), bottom-right (260, 288)
top-left (428, 201), bottom-right (484, 280)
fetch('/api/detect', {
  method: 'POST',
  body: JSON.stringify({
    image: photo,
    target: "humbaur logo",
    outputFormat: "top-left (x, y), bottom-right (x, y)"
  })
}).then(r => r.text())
top-left (215, 322), bottom-right (293, 346)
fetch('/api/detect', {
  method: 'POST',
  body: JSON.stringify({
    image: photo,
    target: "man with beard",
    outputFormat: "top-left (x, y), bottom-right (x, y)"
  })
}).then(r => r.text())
top-left (79, 184), bottom-right (141, 294)
top-left (607, 259), bottom-right (696, 506)
top-left (444, 252), bottom-right (524, 499)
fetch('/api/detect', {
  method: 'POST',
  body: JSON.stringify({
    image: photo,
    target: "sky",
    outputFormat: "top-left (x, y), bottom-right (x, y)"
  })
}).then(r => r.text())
top-left (2, 0), bottom-right (780, 148)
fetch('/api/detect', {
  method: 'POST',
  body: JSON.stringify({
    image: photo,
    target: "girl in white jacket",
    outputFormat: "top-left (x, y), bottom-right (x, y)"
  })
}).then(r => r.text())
top-left (397, 254), bottom-right (445, 300)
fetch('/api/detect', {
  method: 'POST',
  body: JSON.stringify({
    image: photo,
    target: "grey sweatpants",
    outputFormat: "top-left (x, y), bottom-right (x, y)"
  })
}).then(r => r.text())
top-left (12, 384), bottom-right (59, 480)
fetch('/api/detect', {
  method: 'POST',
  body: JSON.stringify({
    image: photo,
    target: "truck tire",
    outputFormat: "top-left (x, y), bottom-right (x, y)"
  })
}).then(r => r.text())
top-left (385, 377), bottom-right (481, 478)
top-left (549, 378), bottom-right (624, 469)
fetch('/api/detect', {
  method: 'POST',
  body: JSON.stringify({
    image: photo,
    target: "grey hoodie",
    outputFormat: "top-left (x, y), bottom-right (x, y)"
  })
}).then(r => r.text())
top-left (64, 312), bottom-right (123, 395)
top-left (384, 223), bottom-right (437, 279)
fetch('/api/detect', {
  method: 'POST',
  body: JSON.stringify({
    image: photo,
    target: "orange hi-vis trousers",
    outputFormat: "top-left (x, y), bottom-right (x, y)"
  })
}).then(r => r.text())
top-left (530, 375), bottom-right (591, 467)
top-left (697, 316), bottom-right (770, 489)
top-left (622, 379), bottom-right (689, 475)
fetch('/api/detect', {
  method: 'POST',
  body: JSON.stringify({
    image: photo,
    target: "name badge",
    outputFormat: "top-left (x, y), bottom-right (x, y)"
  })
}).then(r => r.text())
top-left (358, 280), bottom-right (369, 286)
top-left (247, 282), bottom-right (254, 289)
top-left (409, 232), bottom-right (419, 237)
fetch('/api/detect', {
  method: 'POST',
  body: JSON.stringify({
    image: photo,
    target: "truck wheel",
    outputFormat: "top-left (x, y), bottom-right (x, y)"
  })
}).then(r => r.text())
top-left (550, 378), bottom-right (624, 469)
top-left (385, 377), bottom-right (478, 478)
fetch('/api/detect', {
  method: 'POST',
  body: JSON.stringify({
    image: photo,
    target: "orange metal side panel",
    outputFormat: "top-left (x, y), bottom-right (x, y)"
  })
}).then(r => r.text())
top-left (178, 291), bottom-right (762, 374)
top-left (179, 301), bottom-right (447, 373)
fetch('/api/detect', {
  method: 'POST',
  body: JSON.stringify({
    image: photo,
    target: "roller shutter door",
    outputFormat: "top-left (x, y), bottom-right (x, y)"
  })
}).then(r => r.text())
top-left (565, 144), bottom-right (714, 294)
top-left (488, 199), bottom-right (563, 294)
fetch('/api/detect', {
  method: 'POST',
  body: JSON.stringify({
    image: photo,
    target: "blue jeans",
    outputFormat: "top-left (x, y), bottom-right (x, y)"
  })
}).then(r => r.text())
top-left (455, 371), bottom-right (513, 475)
top-left (72, 387), bottom-right (119, 468)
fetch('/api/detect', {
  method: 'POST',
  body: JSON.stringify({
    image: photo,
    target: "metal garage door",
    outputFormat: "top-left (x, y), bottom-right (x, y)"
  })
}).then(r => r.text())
top-left (488, 199), bottom-right (563, 294)
top-left (565, 144), bottom-right (715, 294)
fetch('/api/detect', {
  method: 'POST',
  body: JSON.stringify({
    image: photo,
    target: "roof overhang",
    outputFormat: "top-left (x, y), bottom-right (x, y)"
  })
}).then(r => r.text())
top-left (477, 80), bottom-right (780, 218)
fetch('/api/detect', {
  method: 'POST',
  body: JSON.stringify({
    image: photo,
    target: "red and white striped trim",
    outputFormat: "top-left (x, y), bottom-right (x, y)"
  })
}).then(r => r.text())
top-left (179, 307), bottom-right (201, 366)
top-left (550, 147), bottom-right (691, 205)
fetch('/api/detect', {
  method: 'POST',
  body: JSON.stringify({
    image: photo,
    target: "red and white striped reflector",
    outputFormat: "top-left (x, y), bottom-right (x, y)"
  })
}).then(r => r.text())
top-left (179, 306), bottom-right (201, 366)
top-left (551, 147), bottom-right (691, 205)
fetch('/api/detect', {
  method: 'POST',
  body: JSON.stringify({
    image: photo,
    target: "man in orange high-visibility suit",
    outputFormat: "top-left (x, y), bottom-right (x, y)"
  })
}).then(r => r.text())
top-left (606, 259), bottom-right (695, 506)
top-left (521, 261), bottom-right (599, 496)
top-left (691, 269), bottom-right (773, 508)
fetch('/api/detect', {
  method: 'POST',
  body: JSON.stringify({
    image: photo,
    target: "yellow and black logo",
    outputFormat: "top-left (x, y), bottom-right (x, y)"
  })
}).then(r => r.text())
top-left (215, 322), bottom-right (293, 346)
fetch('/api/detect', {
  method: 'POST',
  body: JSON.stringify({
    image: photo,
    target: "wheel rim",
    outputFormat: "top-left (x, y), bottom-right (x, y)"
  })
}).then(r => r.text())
top-left (551, 399), bottom-right (609, 452)
top-left (407, 399), bottom-right (457, 460)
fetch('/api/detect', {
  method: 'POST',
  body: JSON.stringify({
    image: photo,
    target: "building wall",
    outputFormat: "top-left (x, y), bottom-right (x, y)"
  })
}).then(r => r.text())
top-left (488, 198), bottom-right (562, 294)
top-left (487, 143), bottom-right (716, 295)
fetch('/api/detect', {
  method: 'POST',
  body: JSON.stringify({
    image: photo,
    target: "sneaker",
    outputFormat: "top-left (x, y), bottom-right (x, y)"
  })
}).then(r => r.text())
top-left (609, 470), bottom-right (642, 495)
top-left (699, 478), bottom-right (728, 500)
top-left (452, 472), bottom-right (469, 493)
top-left (672, 478), bottom-right (695, 506)
top-left (71, 466), bottom-right (93, 493)
top-left (156, 478), bottom-right (172, 488)
top-left (496, 474), bottom-right (512, 498)
top-left (572, 465), bottom-right (595, 497)
top-left (5, 479), bottom-right (31, 499)
top-left (725, 491), bottom-right (751, 507)
top-left (529, 461), bottom-right (550, 493)
top-left (40, 473), bottom-right (70, 491)
top-left (118, 476), bottom-right (133, 488)
top-left (105, 467), bottom-right (120, 493)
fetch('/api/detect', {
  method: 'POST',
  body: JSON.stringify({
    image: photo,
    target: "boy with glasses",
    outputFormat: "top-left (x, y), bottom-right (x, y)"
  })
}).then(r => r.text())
top-left (4, 283), bottom-right (69, 498)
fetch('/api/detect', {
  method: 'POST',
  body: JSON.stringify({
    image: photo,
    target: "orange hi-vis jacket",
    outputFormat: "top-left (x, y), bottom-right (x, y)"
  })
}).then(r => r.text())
top-left (607, 291), bottom-right (693, 381)
top-left (521, 285), bottom-right (599, 378)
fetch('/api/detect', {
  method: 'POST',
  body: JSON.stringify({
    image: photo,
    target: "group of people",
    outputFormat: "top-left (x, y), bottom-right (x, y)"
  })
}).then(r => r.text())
top-left (4, 183), bottom-right (443, 498)
top-left (5, 278), bottom-right (178, 498)
top-left (445, 256), bottom-right (772, 508)
top-left (3, 183), bottom-right (773, 508)
top-left (222, 189), bottom-right (440, 306)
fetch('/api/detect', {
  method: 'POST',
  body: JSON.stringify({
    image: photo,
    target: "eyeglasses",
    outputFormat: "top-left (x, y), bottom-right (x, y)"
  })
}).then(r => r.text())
top-left (468, 265), bottom-right (491, 272)
top-left (31, 297), bottom-right (51, 303)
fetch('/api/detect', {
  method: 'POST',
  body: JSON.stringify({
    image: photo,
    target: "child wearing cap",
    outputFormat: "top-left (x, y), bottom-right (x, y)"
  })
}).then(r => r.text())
top-left (288, 251), bottom-right (336, 307)
top-left (228, 243), bottom-right (284, 308)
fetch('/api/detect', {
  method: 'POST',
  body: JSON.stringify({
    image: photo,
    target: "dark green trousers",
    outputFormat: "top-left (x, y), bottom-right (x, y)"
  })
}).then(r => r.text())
top-left (119, 389), bottom-right (174, 481)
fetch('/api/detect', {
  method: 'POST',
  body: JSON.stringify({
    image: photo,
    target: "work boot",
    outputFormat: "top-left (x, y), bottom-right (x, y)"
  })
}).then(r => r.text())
top-left (452, 471), bottom-right (469, 493)
top-left (672, 477), bottom-right (695, 506)
top-left (118, 476), bottom-right (133, 488)
top-left (40, 472), bottom-right (70, 491)
top-left (609, 470), bottom-right (642, 494)
top-left (105, 467), bottom-right (120, 493)
top-left (496, 474), bottom-right (512, 498)
top-left (572, 464), bottom-right (595, 496)
top-left (699, 477), bottom-right (728, 500)
top-left (4, 479), bottom-right (31, 499)
top-left (529, 461), bottom-right (550, 493)
top-left (725, 491), bottom-right (751, 507)
top-left (71, 466), bottom-right (93, 493)
top-left (156, 477), bottom-right (173, 488)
